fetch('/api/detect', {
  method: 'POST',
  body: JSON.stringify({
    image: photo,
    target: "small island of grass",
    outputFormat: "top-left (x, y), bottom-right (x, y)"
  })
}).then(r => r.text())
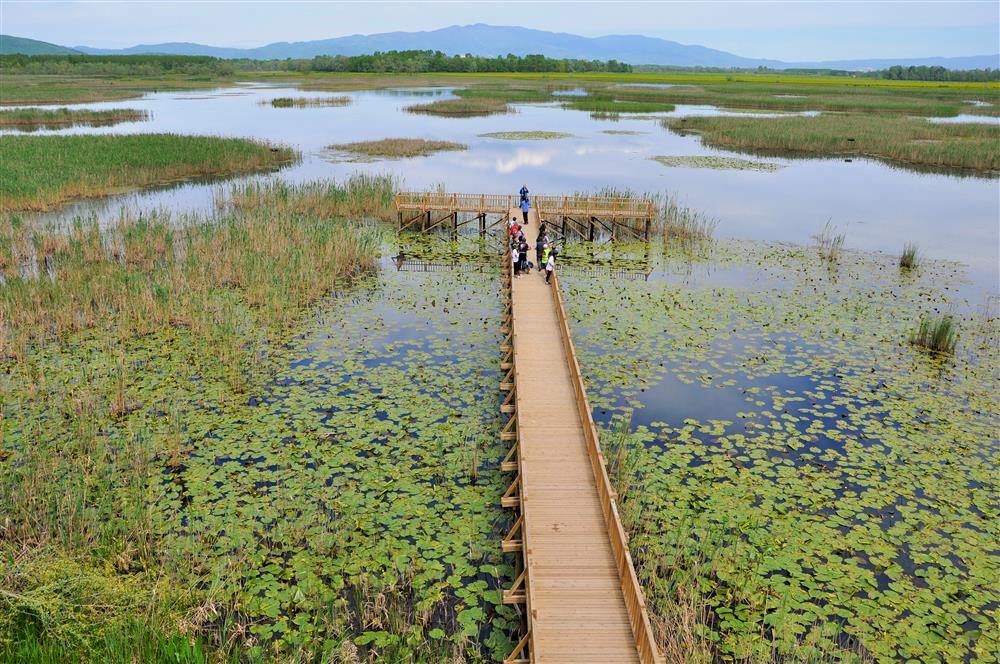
top-left (265, 96), bottom-right (351, 107)
top-left (0, 107), bottom-right (150, 129)
top-left (329, 138), bottom-right (468, 158)
top-left (0, 133), bottom-right (297, 211)
top-left (404, 97), bottom-right (511, 117)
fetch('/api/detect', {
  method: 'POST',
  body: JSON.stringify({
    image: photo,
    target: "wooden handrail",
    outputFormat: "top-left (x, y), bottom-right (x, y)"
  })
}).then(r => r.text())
top-left (395, 191), bottom-right (657, 220)
top-left (548, 268), bottom-right (665, 664)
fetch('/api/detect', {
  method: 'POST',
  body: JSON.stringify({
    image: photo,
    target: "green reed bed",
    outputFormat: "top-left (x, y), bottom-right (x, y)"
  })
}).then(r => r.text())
top-left (329, 137), bottom-right (467, 158)
top-left (563, 98), bottom-right (675, 113)
top-left (0, 134), bottom-right (297, 212)
top-left (560, 239), bottom-right (998, 662)
top-left (265, 96), bottom-right (351, 107)
top-left (404, 97), bottom-right (511, 117)
top-left (665, 114), bottom-right (1000, 172)
top-left (0, 107), bottom-right (149, 129)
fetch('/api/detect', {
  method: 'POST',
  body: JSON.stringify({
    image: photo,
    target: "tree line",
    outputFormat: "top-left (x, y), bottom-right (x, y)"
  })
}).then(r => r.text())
top-left (877, 65), bottom-right (998, 82)
top-left (0, 51), bottom-right (630, 75)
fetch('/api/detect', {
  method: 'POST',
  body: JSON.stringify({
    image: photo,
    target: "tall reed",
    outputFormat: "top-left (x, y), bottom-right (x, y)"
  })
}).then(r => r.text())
top-left (910, 314), bottom-right (958, 354)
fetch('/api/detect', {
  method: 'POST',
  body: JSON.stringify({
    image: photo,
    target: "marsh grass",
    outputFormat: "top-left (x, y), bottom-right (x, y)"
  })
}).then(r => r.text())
top-left (813, 221), bottom-right (846, 263)
top-left (564, 98), bottom-right (675, 113)
top-left (659, 195), bottom-right (718, 243)
top-left (899, 243), bottom-right (920, 269)
top-left (1, 177), bottom-right (388, 360)
top-left (264, 96), bottom-right (351, 107)
top-left (0, 107), bottom-right (149, 129)
top-left (0, 134), bottom-right (297, 212)
top-left (910, 314), bottom-right (958, 354)
top-left (329, 137), bottom-right (467, 158)
top-left (663, 114), bottom-right (1000, 172)
top-left (404, 97), bottom-right (511, 117)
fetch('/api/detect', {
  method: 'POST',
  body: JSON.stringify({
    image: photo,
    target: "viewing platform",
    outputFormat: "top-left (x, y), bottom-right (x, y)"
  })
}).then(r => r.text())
top-left (395, 191), bottom-right (657, 240)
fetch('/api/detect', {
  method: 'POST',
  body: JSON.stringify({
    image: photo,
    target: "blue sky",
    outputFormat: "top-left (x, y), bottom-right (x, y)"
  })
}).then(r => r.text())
top-left (3, 1), bottom-right (998, 60)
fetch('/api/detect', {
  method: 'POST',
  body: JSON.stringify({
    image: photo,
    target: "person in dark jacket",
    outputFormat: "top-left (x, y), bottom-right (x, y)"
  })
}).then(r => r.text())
top-left (518, 238), bottom-right (530, 273)
top-left (519, 184), bottom-right (529, 203)
top-left (535, 234), bottom-right (546, 272)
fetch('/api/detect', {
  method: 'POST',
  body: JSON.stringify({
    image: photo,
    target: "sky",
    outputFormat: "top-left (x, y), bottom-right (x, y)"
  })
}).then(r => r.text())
top-left (3, 1), bottom-right (999, 61)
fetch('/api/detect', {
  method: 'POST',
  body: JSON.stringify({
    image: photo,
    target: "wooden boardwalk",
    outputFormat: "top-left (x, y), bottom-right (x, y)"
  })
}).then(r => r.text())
top-left (500, 208), bottom-right (662, 663)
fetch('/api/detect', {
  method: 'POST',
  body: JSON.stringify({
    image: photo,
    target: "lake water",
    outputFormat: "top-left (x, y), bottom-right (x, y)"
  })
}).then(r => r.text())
top-left (4, 82), bottom-right (997, 300)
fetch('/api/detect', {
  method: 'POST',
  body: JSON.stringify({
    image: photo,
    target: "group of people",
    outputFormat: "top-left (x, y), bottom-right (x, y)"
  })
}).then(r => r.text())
top-left (510, 184), bottom-right (557, 284)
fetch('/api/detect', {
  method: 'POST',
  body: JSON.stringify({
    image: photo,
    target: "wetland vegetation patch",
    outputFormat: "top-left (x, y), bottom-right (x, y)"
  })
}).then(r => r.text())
top-left (559, 238), bottom-right (999, 662)
top-left (477, 131), bottom-right (574, 140)
top-left (404, 97), bottom-right (511, 117)
top-left (0, 107), bottom-right (149, 129)
top-left (0, 133), bottom-right (297, 212)
top-left (265, 95), bottom-right (351, 107)
top-left (651, 154), bottom-right (785, 172)
top-left (663, 114), bottom-right (1000, 172)
top-left (329, 137), bottom-right (468, 159)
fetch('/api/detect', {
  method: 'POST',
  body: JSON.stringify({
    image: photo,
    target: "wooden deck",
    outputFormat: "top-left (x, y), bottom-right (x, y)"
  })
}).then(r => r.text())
top-left (500, 208), bottom-right (662, 663)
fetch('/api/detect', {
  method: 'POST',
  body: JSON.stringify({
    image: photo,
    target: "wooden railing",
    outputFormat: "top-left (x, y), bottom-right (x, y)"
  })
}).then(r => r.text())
top-left (502, 239), bottom-right (538, 664)
top-left (395, 192), bottom-right (656, 220)
top-left (549, 268), bottom-right (665, 664)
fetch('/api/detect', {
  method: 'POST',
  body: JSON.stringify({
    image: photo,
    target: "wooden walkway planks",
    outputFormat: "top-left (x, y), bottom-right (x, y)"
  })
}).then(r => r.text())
top-left (504, 207), bottom-right (661, 663)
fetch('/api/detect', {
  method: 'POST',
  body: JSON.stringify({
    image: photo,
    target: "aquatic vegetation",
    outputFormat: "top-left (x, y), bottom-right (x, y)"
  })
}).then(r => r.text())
top-left (222, 175), bottom-right (396, 222)
top-left (329, 137), bottom-right (467, 158)
top-left (477, 131), bottom-right (574, 140)
top-left (560, 239), bottom-right (998, 662)
top-left (663, 114), bottom-right (1000, 172)
top-left (0, 134), bottom-right (297, 212)
top-left (453, 86), bottom-right (554, 103)
top-left (813, 220), bottom-right (846, 263)
top-left (404, 97), bottom-right (511, 117)
top-left (651, 155), bottom-right (784, 172)
top-left (0, 107), bottom-right (149, 129)
top-left (910, 314), bottom-right (958, 354)
top-left (1, 208), bottom-right (515, 659)
top-left (564, 98), bottom-right (675, 113)
top-left (659, 194), bottom-right (718, 243)
top-left (265, 95), bottom-right (351, 107)
top-left (899, 243), bottom-right (920, 269)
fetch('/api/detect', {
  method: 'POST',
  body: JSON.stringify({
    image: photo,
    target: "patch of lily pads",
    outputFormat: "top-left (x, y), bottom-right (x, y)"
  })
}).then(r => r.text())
top-left (652, 155), bottom-right (785, 172)
top-left (3, 235), bottom-right (517, 661)
top-left (559, 238), bottom-right (999, 662)
top-left (477, 131), bottom-right (574, 140)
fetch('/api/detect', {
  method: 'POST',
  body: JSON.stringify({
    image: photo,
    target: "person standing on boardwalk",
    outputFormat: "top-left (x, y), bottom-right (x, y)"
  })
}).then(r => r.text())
top-left (545, 247), bottom-right (557, 284)
top-left (519, 237), bottom-right (530, 273)
top-left (512, 242), bottom-right (521, 277)
top-left (520, 197), bottom-right (530, 224)
top-left (519, 184), bottom-right (529, 203)
top-left (535, 234), bottom-right (546, 272)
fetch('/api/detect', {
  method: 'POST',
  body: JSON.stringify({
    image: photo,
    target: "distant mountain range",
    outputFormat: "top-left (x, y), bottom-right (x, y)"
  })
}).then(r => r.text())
top-left (0, 34), bottom-right (78, 55)
top-left (3, 25), bottom-right (998, 71)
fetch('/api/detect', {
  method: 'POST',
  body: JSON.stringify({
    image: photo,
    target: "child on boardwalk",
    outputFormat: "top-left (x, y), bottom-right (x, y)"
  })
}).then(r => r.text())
top-left (512, 243), bottom-right (521, 277)
top-left (545, 247), bottom-right (557, 284)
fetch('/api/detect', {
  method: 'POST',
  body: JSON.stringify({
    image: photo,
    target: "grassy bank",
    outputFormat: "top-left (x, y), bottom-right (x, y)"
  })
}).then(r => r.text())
top-left (0, 73), bottom-right (230, 105)
top-left (0, 107), bottom-right (149, 129)
top-left (0, 134), bottom-right (297, 211)
top-left (330, 137), bottom-right (467, 158)
top-left (665, 114), bottom-right (1000, 172)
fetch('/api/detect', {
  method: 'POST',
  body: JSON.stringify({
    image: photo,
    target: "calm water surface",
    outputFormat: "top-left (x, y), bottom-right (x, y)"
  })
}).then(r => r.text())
top-left (4, 82), bottom-right (997, 299)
